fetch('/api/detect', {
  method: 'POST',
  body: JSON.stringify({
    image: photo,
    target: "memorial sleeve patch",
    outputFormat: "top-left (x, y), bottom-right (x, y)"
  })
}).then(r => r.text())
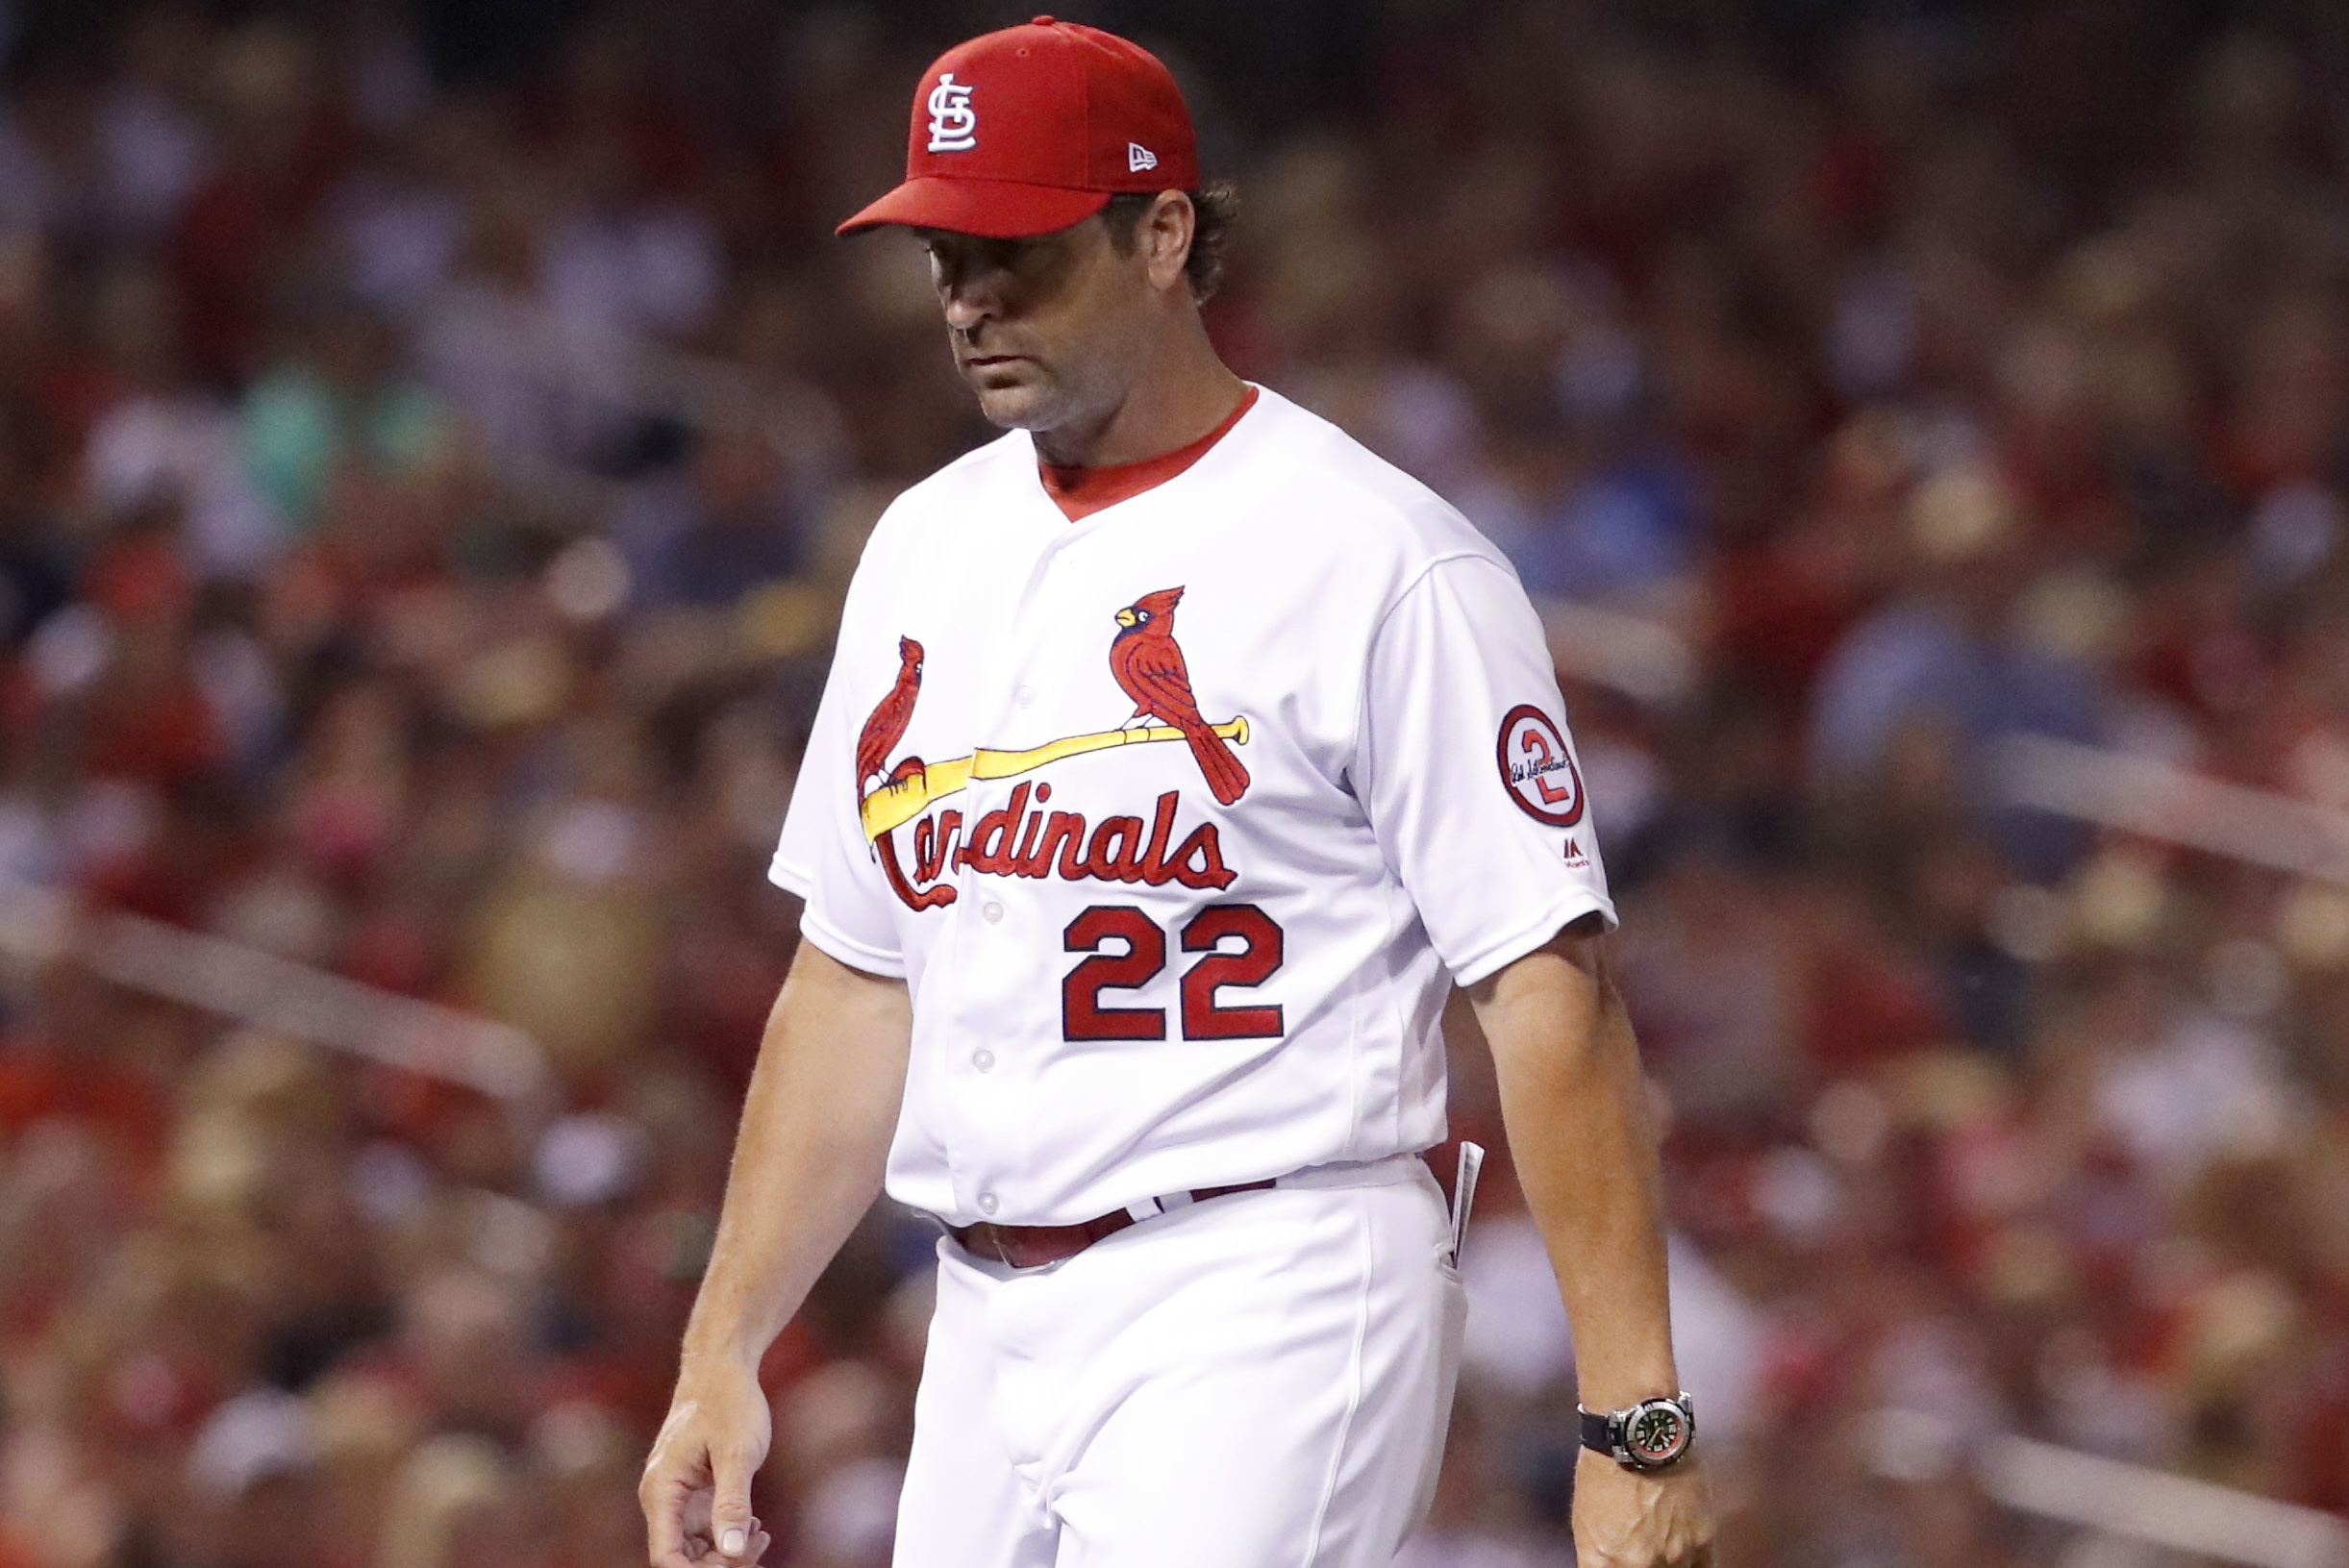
top-left (1496, 703), bottom-right (1586, 827)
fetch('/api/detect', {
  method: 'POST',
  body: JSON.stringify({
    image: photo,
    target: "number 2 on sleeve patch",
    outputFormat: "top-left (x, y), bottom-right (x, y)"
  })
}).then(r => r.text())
top-left (1496, 704), bottom-right (1586, 827)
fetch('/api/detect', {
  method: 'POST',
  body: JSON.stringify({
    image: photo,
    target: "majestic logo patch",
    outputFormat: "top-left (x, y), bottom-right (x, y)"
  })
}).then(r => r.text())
top-left (926, 74), bottom-right (978, 152)
top-left (852, 587), bottom-right (1253, 911)
top-left (1497, 703), bottom-right (1585, 827)
top-left (1128, 142), bottom-right (1158, 172)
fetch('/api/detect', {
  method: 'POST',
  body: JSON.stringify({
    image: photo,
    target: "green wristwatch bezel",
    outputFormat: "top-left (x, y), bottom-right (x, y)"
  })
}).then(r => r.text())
top-left (1578, 1391), bottom-right (1696, 1472)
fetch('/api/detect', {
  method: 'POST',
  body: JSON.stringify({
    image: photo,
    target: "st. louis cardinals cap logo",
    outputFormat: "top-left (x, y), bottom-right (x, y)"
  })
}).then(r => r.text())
top-left (926, 73), bottom-right (978, 152)
top-left (1497, 703), bottom-right (1585, 826)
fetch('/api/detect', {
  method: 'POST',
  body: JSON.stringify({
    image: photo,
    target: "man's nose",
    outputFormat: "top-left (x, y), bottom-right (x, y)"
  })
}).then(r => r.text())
top-left (937, 264), bottom-right (999, 334)
top-left (942, 285), bottom-right (990, 333)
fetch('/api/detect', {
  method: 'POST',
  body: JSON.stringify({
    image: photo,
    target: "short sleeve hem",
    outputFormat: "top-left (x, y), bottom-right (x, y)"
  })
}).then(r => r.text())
top-left (770, 853), bottom-right (911, 980)
top-left (1445, 890), bottom-right (1620, 987)
top-left (768, 850), bottom-right (814, 899)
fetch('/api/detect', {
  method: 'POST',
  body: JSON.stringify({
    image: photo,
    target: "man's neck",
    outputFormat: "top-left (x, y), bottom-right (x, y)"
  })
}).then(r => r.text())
top-left (1031, 321), bottom-right (1248, 469)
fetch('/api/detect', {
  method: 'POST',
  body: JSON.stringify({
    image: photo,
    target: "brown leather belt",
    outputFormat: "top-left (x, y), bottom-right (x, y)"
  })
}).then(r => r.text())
top-left (949, 1180), bottom-right (1278, 1269)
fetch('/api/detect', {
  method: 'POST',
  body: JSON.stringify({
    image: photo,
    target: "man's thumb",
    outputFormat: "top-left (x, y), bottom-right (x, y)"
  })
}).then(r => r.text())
top-left (711, 1450), bottom-right (754, 1558)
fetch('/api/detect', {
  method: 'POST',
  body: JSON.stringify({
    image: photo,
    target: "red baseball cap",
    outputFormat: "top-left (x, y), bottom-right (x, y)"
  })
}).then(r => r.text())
top-left (837, 16), bottom-right (1199, 239)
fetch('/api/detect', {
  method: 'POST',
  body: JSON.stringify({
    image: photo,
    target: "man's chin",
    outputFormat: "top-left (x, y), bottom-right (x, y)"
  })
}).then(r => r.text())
top-left (971, 382), bottom-right (1062, 432)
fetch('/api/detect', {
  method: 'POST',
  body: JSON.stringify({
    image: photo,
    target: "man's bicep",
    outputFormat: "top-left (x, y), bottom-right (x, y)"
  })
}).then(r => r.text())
top-left (752, 940), bottom-right (913, 1159)
top-left (1467, 911), bottom-right (1610, 1002)
top-left (1465, 914), bottom-right (1610, 1043)
top-left (775, 938), bottom-right (911, 1060)
top-left (787, 934), bottom-right (912, 997)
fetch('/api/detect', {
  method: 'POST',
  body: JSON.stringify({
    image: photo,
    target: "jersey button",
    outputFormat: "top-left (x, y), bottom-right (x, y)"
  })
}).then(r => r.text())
top-left (983, 900), bottom-right (1005, 924)
top-left (1015, 685), bottom-right (1035, 707)
top-left (972, 1049), bottom-right (995, 1072)
top-left (978, 1193), bottom-right (1000, 1215)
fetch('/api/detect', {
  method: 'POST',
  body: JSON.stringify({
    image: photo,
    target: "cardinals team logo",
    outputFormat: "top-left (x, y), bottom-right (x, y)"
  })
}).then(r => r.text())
top-left (853, 587), bottom-right (1252, 909)
top-left (856, 635), bottom-right (925, 794)
top-left (926, 74), bottom-right (978, 153)
top-left (1109, 587), bottom-right (1249, 805)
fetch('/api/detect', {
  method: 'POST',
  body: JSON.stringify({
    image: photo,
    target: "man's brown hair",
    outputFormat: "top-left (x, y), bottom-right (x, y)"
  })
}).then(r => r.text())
top-left (1102, 182), bottom-right (1239, 302)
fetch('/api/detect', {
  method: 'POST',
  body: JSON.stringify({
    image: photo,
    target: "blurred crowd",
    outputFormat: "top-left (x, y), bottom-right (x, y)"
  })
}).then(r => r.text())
top-left (1, 1), bottom-right (2348, 1564)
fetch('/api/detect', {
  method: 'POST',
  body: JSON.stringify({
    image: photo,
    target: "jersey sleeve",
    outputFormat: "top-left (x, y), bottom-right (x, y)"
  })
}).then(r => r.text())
top-left (771, 622), bottom-right (910, 981)
top-left (1354, 554), bottom-right (1617, 986)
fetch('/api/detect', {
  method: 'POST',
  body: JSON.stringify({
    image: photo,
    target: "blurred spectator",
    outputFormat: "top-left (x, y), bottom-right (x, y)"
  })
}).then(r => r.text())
top-left (241, 291), bottom-right (451, 539)
top-left (610, 421), bottom-right (808, 608)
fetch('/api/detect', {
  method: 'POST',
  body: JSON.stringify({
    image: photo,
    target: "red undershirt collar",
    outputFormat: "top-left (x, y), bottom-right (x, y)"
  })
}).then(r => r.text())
top-left (1037, 386), bottom-right (1261, 523)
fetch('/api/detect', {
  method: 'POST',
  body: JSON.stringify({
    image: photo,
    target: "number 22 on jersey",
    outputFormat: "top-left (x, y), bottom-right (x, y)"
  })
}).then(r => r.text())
top-left (1062, 904), bottom-right (1285, 1042)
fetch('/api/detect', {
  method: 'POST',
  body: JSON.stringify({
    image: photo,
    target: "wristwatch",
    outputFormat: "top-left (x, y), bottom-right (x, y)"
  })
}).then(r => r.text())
top-left (1578, 1391), bottom-right (1696, 1471)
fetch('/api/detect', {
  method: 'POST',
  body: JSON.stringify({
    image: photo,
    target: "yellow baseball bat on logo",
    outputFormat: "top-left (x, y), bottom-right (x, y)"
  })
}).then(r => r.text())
top-left (860, 717), bottom-right (1250, 841)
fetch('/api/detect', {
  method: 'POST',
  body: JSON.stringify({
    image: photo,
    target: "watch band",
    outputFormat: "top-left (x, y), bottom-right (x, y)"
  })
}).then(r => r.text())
top-left (1579, 1404), bottom-right (1615, 1456)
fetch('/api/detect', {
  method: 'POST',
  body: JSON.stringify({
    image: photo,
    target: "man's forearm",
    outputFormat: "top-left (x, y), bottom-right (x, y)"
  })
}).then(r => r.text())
top-left (1470, 927), bottom-right (1677, 1409)
top-left (680, 941), bottom-right (913, 1369)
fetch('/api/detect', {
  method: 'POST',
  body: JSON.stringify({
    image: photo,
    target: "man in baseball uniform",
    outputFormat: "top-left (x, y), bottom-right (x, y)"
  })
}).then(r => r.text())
top-left (641, 18), bottom-right (1715, 1568)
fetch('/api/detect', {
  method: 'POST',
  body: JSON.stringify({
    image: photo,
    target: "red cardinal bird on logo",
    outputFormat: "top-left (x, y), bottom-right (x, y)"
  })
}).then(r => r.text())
top-left (855, 635), bottom-right (923, 792)
top-left (1109, 587), bottom-right (1249, 806)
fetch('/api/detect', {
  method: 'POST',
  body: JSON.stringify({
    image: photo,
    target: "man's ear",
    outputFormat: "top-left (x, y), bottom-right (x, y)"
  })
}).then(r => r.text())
top-left (1142, 190), bottom-right (1196, 293)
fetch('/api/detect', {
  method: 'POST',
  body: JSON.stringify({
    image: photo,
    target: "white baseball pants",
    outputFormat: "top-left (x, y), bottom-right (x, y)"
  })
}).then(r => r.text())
top-left (890, 1156), bottom-right (1466, 1568)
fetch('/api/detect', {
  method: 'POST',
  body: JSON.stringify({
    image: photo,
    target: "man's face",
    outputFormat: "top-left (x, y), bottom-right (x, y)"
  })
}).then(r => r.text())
top-left (917, 213), bottom-right (1157, 435)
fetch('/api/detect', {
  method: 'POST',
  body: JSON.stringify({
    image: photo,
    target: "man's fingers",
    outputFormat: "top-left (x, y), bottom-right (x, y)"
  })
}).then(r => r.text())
top-left (709, 1445), bottom-right (758, 1561)
top-left (641, 1400), bottom-right (712, 1568)
top-left (642, 1478), bottom-right (703, 1568)
top-left (1573, 1450), bottom-right (1717, 1568)
top-left (640, 1453), bottom-right (705, 1568)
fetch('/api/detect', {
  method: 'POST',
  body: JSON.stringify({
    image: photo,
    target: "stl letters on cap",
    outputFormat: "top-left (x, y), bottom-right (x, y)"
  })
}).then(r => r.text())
top-left (927, 74), bottom-right (977, 152)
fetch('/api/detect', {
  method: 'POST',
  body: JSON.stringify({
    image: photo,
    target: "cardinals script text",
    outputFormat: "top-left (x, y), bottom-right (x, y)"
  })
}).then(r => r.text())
top-left (878, 783), bottom-right (1235, 911)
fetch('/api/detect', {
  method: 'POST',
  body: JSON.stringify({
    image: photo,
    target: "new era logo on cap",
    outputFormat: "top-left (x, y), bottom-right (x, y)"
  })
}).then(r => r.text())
top-left (1128, 142), bottom-right (1157, 172)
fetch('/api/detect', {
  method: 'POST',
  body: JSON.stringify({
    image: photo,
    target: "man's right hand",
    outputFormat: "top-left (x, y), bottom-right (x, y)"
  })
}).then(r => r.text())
top-left (640, 1353), bottom-right (776, 1567)
top-left (640, 948), bottom-right (912, 1566)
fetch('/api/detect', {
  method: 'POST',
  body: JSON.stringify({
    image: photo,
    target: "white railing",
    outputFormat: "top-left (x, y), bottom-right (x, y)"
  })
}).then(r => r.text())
top-left (1532, 597), bottom-right (1700, 707)
top-left (1866, 1408), bottom-right (2348, 1568)
top-left (1978, 1432), bottom-right (2349, 1568)
top-left (1996, 734), bottom-right (2349, 886)
top-left (0, 878), bottom-right (555, 1114)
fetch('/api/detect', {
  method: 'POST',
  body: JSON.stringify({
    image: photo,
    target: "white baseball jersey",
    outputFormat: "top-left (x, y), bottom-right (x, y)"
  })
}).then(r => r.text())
top-left (770, 386), bottom-right (1614, 1228)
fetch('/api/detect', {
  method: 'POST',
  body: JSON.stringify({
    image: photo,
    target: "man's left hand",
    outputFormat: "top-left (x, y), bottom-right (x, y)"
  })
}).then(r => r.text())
top-left (1571, 1447), bottom-right (1717, 1568)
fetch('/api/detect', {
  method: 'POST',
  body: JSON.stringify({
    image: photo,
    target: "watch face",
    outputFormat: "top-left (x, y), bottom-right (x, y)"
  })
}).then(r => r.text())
top-left (1625, 1402), bottom-right (1690, 1466)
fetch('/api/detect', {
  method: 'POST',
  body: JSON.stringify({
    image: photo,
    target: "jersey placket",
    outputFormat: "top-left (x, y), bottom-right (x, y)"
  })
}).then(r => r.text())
top-left (935, 508), bottom-right (1118, 1224)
